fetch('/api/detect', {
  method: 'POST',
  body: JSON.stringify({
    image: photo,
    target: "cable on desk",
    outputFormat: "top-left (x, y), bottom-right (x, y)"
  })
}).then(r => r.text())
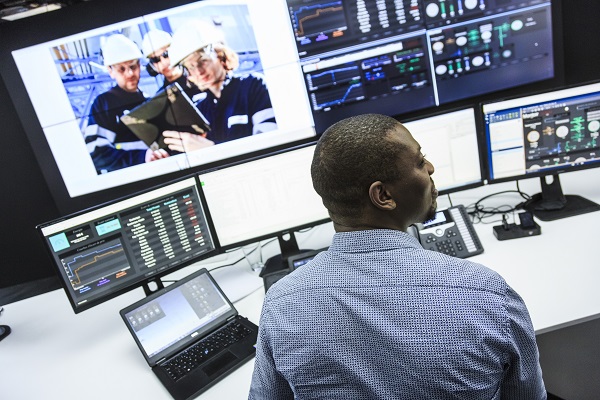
top-left (208, 255), bottom-right (248, 272)
top-left (466, 183), bottom-right (532, 224)
top-left (210, 237), bottom-right (279, 273)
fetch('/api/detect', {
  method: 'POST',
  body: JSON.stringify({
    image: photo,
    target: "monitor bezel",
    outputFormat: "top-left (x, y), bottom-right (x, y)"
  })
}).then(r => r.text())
top-left (36, 173), bottom-right (219, 314)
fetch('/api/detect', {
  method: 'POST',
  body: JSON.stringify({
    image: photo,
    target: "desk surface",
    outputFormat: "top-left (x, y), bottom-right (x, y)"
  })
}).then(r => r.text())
top-left (2, 168), bottom-right (600, 399)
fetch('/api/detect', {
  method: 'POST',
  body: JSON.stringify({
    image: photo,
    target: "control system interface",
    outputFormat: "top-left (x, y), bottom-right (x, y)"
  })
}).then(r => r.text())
top-left (411, 205), bottom-right (483, 258)
top-left (38, 177), bottom-right (216, 312)
top-left (483, 82), bottom-right (600, 181)
top-left (285, 0), bottom-right (556, 133)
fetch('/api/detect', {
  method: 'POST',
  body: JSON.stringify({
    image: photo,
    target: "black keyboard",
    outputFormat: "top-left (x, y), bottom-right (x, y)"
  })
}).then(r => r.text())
top-left (163, 319), bottom-right (253, 381)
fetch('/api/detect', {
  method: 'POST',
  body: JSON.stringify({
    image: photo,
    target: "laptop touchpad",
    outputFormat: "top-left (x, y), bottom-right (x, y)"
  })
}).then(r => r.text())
top-left (203, 351), bottom-right (237, 378)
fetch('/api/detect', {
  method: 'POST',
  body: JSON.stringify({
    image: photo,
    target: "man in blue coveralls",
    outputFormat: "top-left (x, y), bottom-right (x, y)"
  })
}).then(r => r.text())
top-left (85, 33), bottom-right (168, 174)
top-left (159, 21), bottom-right (277, 153)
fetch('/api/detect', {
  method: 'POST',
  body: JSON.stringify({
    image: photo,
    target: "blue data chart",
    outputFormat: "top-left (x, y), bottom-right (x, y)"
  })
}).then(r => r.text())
top-left (62, 238), bottom-right (130, 291)
top-left (311, 81), bottom-right (365, 111)
top-left (306, 64), bottom-right (360, 90)
top-left (289, 1), bottom-right (347, 48)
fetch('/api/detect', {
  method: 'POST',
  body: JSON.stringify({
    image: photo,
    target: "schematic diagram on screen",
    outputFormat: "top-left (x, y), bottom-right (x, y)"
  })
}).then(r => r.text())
top-left (522, 100), bottom-right (600, 172)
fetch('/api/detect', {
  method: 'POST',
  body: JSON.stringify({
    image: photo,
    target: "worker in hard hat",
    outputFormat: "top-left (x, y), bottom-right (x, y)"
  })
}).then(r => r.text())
top-left (160, 20), bottom-right (277, 153)
top-left (85, 33), bottom-right (168, 174)
top-left (141, 29), bottom-right (200, 98)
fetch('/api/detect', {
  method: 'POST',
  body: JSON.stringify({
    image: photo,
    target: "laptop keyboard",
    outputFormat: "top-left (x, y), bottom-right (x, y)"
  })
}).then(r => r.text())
top-left (163, 319), bottom-right (254, 381)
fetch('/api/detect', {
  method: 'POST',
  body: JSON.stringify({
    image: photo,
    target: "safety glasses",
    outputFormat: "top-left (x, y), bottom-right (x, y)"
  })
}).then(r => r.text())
top-left (148, 50), bottom-right (169, 64)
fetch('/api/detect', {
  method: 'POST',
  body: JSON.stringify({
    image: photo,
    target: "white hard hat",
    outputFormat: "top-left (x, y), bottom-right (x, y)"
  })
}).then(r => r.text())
top-left (102, 34), bottom-right (142, 66)
top-left (142, 29), bottom-right (172, 58)
top-left (169, 21), bottom-right (225, 67)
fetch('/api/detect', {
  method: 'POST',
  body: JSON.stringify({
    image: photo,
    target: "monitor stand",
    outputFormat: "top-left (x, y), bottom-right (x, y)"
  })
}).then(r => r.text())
top-left (0, 325), bottom-right (10, 342)
top-left (260, 232), bottom-right (310, 277)
top-left (142, 277), bottom-right (165, 296)
top-left (524, 174), bottom-right (600, 221)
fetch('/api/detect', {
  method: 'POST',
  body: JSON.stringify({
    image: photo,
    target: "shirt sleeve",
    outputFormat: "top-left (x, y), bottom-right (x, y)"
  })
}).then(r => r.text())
top-left (247, 75), bottom-right (276, 135)
top-left (85, 95), bottom-right (147, 173)
top-left (501, 285), bottom-right (547, 400)
top-left (248, 305), bottom-right (294, 400)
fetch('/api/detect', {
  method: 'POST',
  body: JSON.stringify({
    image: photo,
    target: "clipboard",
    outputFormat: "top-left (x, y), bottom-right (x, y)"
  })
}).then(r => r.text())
top-left (121, 82), bottom-right (210, 151)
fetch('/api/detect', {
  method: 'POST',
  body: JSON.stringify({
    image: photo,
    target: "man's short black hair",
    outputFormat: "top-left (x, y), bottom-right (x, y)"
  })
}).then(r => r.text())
top-left (311, 113), bottom-right (408, 219)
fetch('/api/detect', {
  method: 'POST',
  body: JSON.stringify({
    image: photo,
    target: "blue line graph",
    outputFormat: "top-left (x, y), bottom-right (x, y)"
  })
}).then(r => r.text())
top-left (63, 239), bottom-right (129, 289)
top-left (290, 1), bottom-right (345, 38)
top-left (307, 65), bottom-right (360, 90)
top-left (312, 82), bottom-right (364, 110)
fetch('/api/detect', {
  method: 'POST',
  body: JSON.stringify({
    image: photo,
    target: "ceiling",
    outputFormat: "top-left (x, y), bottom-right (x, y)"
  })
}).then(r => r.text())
top-left (0, 0), bottom-right (91, 21)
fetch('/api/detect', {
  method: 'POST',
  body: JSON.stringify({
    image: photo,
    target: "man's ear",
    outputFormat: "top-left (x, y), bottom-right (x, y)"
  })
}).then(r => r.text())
top-left (107, 66), bottom-right (116, 80)
top-left (368, 181), bottom-right (396, 210)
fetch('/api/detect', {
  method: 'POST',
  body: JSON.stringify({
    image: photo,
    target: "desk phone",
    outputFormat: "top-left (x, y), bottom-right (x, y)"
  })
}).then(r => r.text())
top-left (409, 205), bottom-right (483, 259)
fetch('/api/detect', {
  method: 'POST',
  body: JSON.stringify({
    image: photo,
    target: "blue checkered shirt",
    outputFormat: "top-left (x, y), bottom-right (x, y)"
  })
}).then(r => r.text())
top-left (249, 229), bottom-right (546, 399)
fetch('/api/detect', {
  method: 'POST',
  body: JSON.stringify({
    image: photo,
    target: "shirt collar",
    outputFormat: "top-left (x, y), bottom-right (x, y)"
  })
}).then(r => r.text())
top-left (329, 229), bottom-right (422, 253)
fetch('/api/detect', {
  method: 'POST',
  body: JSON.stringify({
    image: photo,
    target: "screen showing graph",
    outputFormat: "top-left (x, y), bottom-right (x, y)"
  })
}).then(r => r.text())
top-left (286, 0), bottom-right (558, 134)
top-left (38, 176), bottom-right (217, 313)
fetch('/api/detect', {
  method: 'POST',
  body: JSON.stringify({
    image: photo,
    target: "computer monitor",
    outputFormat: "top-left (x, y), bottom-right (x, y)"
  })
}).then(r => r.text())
top-left (286, 0), bottom-right (561, 134)
top-left (37, 175), bottom-right (217, 313)
top-left (198, 107), bottom-right (483, 268)
top-left (197, 142), bottom-right (330, 271)
top-left (482, 81), bottom-right (600, 220)
top-left (402, 107), bottom-right (483, 195)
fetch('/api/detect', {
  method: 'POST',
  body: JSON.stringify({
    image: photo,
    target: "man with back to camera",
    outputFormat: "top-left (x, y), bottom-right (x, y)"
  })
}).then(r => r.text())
top-left (85, 33), bottom-right (168, 174)
top-left (141, 28), bottom-right (200, 99)
top-left (248, 114), bottom-right (547, 399)
top-left (157, 20), bottom-right (277, 153)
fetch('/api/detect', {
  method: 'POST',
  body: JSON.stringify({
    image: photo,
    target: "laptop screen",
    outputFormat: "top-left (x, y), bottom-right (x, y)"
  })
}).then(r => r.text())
top-left (121, 269), bottom-right (237, 365)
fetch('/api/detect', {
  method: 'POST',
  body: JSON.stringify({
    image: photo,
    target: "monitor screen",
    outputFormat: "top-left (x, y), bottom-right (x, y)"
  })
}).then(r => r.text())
top-left (482, 81), bottom-right (600, 220)
top-left (402, 107), bottom-right (483, 194)
top-left (286, 0), bottom-right (558, 134)
top-left (37, 175), bottom-right (217, 313)
top-left (198, 143), bottom-right (329, 249)
top-left (482, 81), bottom-right (600, 182)
top-left (1, 0), bottom-right (315, 210)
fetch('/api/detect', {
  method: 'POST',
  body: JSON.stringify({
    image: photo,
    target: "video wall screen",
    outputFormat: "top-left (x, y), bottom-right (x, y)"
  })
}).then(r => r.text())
top-left (285, 0), bottom-right (557, 133)
top-left (5, 0), bottom-right (315, 201)
top-left (1, 0), bottom-right (560, 213)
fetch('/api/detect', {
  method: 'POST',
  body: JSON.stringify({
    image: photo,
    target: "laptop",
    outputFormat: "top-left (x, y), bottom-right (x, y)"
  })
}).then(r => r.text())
top-left (120, 268), bottom-right (258, 400)
top-left (287, 249), bottom-right (323, 271)
top-left (121, 82), bottom-right (210, 152)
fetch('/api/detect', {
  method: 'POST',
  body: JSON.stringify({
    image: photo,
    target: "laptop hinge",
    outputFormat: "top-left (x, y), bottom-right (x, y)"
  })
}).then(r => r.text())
top-left (227, 315), bottom-right (236, 322)
top-left (157, 357), bottom-right (166, 364)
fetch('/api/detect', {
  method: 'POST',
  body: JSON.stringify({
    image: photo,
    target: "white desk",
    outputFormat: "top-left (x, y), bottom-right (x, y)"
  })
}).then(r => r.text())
top-left (1, 167), bottom-right (600, 399)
